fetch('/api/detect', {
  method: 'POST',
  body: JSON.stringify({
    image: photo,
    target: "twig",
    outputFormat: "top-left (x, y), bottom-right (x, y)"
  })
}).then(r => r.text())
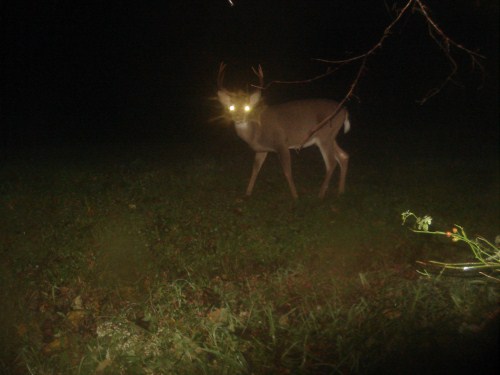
top-left (316, 0), bottom-right (415, 65)
top-left (251, 64), bottom-right (346, 90)
top-left (257, 0), bottom-right (414, 92)
top-left (255, 0), bottom-right (485, 145)
top-left (297, 0), bottom-right (414, 146)
top-left (479, 272), bottom-right (500, 282)
top-left (299, 58), bottom-right (366, 149)
top-left (414, 0), bottom-right (485, 103)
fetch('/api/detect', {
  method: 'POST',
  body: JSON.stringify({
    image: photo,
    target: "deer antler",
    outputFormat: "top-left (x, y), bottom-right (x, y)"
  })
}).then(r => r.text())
top-left (251, 64), bottom-right (264, 90)
top-left (217, 62), bottom-right (227, 90)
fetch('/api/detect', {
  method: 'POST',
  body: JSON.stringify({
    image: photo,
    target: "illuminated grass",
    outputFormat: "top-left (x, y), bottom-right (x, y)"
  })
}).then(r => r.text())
top-left (0, 141), bottom-right (498, 374)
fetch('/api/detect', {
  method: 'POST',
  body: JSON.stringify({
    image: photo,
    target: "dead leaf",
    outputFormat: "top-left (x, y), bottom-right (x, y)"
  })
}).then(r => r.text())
top-left (208, 308), bottom-right (228, 324)
top-left (17, 323), bottom-right (28, 337)
top-left (71, 295), bottom-right (84, 310)
top-left (382, 308), bottom-right (402, 320)
top-left (95, 357), bottom-right (113, 373)
top-left (278, 314), bottom-right (289, 327)
top-left (42, 337), bottom-right (66, 356)
top-left (67, 310), bottom-right (86, 329)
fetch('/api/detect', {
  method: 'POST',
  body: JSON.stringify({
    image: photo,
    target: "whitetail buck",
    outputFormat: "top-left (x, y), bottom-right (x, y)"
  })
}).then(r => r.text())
top-left (217, 63), bottom-right (350, 199)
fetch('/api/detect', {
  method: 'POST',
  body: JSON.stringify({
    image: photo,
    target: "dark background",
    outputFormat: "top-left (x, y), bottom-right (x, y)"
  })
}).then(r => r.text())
top-left (1, 0), bottom-right (498, 155)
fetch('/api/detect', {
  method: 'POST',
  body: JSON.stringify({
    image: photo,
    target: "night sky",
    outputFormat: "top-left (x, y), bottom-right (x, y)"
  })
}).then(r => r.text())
top-left (1, 0), bottom-right (498, 153)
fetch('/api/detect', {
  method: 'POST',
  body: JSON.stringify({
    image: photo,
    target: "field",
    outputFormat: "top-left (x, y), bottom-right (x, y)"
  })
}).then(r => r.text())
top-left (0, 102), bottom-right (499, 374)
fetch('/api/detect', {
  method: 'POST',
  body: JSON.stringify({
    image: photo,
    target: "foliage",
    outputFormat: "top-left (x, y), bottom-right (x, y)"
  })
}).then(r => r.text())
top-left (402, 211), bottom-right (500, 281)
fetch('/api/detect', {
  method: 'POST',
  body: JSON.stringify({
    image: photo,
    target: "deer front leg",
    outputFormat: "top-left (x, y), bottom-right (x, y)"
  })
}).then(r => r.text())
top-left (246, 152), bottom-right (268, 196)
top-left (278, 148), bottom-right (298, 199)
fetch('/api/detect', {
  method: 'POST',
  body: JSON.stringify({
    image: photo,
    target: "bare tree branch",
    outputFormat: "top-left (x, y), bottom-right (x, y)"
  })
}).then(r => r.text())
top-left (251, 64), bottom-right (347, 90)
top-left (260, 0), bottom-right (486, 146)
top-left (255, 0), bottom-right (414, 93)
top-left (413, 0), bottom-right (485, 103)
top-left (299, 58), bottom-right (367, 149)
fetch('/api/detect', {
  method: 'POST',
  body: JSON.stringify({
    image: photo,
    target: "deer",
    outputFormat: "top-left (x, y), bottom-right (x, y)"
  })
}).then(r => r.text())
top-left (217, 63), bottom-right (350, 199)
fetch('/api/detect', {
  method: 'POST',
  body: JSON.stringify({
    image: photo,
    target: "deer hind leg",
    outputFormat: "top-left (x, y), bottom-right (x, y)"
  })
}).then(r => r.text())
top-left (333, 140), bottom-right (349, 194)
top-left (318, 140), bottom-right (338, 199)
top-left (278, 148), bottom-right (298, 199)
top-left (246, 152), bottom-right (268, 196)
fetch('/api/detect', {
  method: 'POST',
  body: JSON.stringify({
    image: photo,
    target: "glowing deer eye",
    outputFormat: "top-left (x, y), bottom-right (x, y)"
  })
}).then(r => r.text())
top-left (244, 105), bottom-right (251, 112)
top-left (229, 105), bottom-right (235, 111)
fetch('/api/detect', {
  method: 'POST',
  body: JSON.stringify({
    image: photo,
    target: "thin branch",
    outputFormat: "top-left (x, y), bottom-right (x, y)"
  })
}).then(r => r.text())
top-left (257, 0), bottom-right (414, 91)
top-left (316, 0), bottom-right (415, 65)
top-left (225, 1), bottom-right (486, 146)
top-left (299, 57), bottom-right (366, 149)
top-left (479, 272), bottom-right (500, 282)
top-left (415, 0), bottom-right (483, 59)
top-left (414, 0), bottom-right (485, 103)
top-left (251, 63), bottom-right (347, 90)
top-left (294, 0), bottom-right (485, 144)
top-left (293, 0), bottom-right (415, 146)
top-left (243, 0), bottom-right (485, 106)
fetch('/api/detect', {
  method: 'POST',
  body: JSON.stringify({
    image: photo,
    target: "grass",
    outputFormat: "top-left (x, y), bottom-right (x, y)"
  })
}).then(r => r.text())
top-left (0, 127), bottom-right (499, 374)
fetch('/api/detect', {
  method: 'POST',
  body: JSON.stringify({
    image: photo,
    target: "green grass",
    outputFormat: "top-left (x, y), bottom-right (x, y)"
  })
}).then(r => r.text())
top-left (0, 136), bottom-right (498, 374)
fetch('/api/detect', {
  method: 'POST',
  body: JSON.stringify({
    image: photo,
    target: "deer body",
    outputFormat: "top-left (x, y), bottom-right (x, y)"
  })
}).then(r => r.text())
top-left (217, 65), bottom-right (350, 199)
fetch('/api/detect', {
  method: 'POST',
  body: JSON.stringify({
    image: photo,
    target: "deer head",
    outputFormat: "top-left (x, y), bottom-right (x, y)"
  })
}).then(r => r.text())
top-left (217, 63), bottom-right (263, 124)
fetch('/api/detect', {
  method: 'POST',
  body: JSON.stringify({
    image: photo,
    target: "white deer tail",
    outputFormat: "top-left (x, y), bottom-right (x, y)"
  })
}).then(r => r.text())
top-left (343, 112), bottom-right (351, 134)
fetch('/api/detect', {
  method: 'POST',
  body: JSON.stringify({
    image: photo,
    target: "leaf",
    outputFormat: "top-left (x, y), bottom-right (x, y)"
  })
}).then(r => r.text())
top-left (42, 337), bottom-right (66, 356)
top-left (207, 307), bottom-right (228, 324)
top-left (71, 295), bottom-right (84, 310)
top-left (67, 310), bottom-right (86, 329)
top-left (278, 314), bottom-right (289, 327)
top-left (95, 357), bottom-right (113, 373)
top-left (17, 323), bottom-right (28, 337)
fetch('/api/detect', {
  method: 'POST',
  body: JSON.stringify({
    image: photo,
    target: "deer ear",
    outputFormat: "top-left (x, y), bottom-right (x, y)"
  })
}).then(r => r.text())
top-left (249, 91), bottom-right (261, 106)
top-left (218, 90), bottom-right (231, 106)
